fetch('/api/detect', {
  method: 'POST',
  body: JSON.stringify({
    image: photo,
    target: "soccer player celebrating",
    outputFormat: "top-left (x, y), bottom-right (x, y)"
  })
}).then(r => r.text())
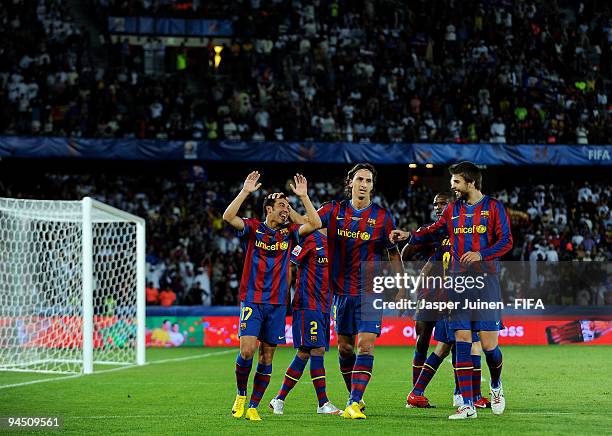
top-left (392, 161), bottom-right (512, 419)
top-left (318, 163), bottom-right (401, 419)
top-left (269, 228), bottom-right (342, 415)
top-left (223, 171), bottom-right (321, 421)
top-left (403, 193), bottom-right (489, 409)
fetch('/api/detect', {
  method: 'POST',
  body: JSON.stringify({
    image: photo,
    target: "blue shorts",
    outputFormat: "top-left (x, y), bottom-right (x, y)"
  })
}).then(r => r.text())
top-left (239, 302), bottom-right (286, 345)
top-left (292, 309), bottom-right (330, 351)
top-left (434, 319), bottom-right (480, 344)
top-left (332, 294), bottom-right (382, 336)
top-left (448, 273), bottom-right (503, 332)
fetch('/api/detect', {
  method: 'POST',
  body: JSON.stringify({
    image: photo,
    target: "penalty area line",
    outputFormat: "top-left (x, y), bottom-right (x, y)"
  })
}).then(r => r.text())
top-left (0, 349), bottom-right (235, 390)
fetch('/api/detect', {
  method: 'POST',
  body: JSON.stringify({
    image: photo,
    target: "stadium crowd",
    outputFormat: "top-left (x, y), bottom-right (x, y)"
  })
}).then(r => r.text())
top-left (3, 169), bottom-right (610, 306)
top-left (2, 0), bottom-right (611, 144)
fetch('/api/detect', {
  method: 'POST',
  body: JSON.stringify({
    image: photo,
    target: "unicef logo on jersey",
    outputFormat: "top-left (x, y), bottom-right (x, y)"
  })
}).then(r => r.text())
top-left (337, 229), bottom-right (371, 241)
top-left (255, 240), bottom-right (290, 251)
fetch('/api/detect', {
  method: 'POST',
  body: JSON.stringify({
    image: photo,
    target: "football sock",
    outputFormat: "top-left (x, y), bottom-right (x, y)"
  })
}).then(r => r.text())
top-left (310, 355), bottom-right (329, 407)
top-left (276, 355), bottom-right (308, 401)
top-left (349, 354), bottom-right (374, 403)
top-left (484, 346), bottom-right (503, 389)
top-left (451, 345), bottom-right (460, 395)
top-left (472, 354), bottom-right (482, 401)
top-left (412, 350), bottom-right (426, 387)
top-left (454, 341), bottom-right (474, 407)
top-left (339, 354), bottom-right (356, 393)
top-left (413, 352), bottom-right (443, 396)
top-left (235, 353), bottom-right (253, 396)
top-left (248, 363), bottom-right (272, 408)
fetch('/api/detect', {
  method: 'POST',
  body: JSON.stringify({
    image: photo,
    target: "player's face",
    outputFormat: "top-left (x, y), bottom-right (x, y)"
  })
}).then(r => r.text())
top-left (433, 195), bottom-right (449, 217)
top-left (350, 169), bottom-right (374, 200)
top-left (271, 198), bottom-right (290, 222)
top-left (450, 175), bottom-right (471, 198)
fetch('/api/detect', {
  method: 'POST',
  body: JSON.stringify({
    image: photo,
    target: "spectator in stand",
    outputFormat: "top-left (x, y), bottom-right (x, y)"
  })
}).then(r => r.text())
top-left (159, 288), bottom-right (177, 307)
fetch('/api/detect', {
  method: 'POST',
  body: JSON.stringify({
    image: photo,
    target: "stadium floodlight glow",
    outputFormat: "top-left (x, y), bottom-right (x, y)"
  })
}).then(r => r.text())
top-left (426, 163), bottom-right (434, 168)
top-left (0, 197), bottom-right (146, 375)
top-left (409, 163), bottom-right (417, 168)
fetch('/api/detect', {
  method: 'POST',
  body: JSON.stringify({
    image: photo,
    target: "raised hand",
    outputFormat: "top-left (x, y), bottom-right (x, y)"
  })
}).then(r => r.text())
top-left (289, 173), bottom-right (308, 198)
top-left (242, 171), bottom-right (262, 194)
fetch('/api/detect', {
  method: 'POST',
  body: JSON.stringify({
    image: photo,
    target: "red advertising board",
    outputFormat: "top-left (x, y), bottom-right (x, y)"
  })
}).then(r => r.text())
top-left (202, 317), bottom-right (612, 347)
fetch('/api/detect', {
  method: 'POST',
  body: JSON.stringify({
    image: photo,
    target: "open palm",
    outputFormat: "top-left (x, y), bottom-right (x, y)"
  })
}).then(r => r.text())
top-left (289, 173), bottom-right (308, 197)
top-left (242, 171), bottom-right (262, 193)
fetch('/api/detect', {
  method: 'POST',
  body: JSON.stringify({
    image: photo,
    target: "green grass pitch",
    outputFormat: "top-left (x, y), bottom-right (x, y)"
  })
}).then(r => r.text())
top-left (1, 346), bottom-right (611, 435)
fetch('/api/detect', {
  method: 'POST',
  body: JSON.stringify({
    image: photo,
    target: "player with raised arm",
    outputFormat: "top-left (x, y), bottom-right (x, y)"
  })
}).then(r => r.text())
top-left (268, 228), bottom-right (342, 415)
top-left (223, 171), bottom-right (322, 421)
top-left (391, 161), bottom-right (512, 419)
top-left (403, 193), bottom-right (489, 409)
top-left (317, 163), bottom-right (401, 419)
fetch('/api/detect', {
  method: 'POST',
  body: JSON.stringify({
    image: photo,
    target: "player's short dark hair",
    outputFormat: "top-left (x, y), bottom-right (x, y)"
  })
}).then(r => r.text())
top-left (345, 163), bottom-right (377, 196)
top-left (263, 194), bottom-right (287, 217)
top-left (434, 191), bottom-right (453, 200)
top-left (448, 161), bottom-right (482, 190)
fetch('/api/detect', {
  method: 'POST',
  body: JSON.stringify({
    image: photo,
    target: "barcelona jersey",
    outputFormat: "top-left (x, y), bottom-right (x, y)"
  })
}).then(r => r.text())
top-left (318, 200), bottom-right (396, 296)
top-left (237, 218), bottom-right (300, 305)
top-left (411, 196), bottom-right (513, 273)
top-left (290, 231), bottom-right (331, 313)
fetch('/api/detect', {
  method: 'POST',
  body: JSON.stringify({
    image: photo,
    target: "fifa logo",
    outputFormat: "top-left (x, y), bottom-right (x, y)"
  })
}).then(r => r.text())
top-left (454, 225), bottom-right (487, 234)
top-left (337, 228), bottom-right (371, 240)
top-left (255, 240), bottom-right (290, 250)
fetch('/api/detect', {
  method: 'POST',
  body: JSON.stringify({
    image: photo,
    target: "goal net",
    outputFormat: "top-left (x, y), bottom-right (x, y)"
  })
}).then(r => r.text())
top-left (0, 197), bottom-right (145, 374)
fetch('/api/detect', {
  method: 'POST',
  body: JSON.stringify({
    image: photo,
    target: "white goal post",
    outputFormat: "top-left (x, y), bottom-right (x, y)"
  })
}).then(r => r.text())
top-left (0, 197), bottom-right (145, 374)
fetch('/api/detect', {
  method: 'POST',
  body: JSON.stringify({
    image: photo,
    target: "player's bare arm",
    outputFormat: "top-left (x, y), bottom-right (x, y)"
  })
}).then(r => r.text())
top-left (222, 171), bottom-right (262, 231)
top-left (290, 173), bottom-right (322, 236)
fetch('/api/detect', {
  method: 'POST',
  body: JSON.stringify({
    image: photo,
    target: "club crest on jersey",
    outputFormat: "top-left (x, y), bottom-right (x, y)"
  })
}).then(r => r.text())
top-left (480, 210), bottom-right (490, 217)
top-left (240, 322), bottom-right (247, 330)
top-left (279, 228), bottom-right (289, 235)
top-left (367, 218), bottom-right (377, 226)
top-left (292, 245), bottom-right (302, 256)
top-left (317, 256), bottom-right (328, 264)
top-left (310, 335), bottom-right (317, 342)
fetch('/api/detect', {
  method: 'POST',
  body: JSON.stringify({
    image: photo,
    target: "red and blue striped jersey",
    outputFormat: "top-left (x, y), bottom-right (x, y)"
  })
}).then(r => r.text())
top-left (290, 231), bottom-right (331, 313)
top-left (318, 200), bottom-right (397, 296)
top-left (411, 196), bottom-right (512, 273)
top-left (237, 218), bottom-right (300, 305)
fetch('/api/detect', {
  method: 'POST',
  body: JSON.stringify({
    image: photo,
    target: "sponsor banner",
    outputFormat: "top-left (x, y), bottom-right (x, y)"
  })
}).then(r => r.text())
top-left (0, 137), bottom-right (610, 166)
top-left (196, 316), bottom-right (612, 347)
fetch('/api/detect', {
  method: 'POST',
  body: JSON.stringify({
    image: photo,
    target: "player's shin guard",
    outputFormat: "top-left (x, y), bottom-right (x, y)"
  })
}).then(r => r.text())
top-left (310, 355), bottom-right (329, 407)
top-left (412, 350), bottom-right (426, 387)
top-left (349, 354), bottom-right (374, 404)
top-left (413, 352), bottom-right (443, 395)
top-left (484, 346), bottom-right (503, 389)
top-left (276, 355), bottom-right (308, 401)
top-left (235, 354), bottom-right (253, 396)
top-left (249, 363), bottom-right (272, 408)
top-left (339, 354), bottom-right (356, 393)
top-left (454, 342), bottom-right (474, 407)
top-left (472, 355), bottom-right (482, 401)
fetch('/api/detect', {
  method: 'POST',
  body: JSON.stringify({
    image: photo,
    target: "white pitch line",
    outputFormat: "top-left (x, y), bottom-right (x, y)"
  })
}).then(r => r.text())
top-left (0, 349), bottom-right (235, 390)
